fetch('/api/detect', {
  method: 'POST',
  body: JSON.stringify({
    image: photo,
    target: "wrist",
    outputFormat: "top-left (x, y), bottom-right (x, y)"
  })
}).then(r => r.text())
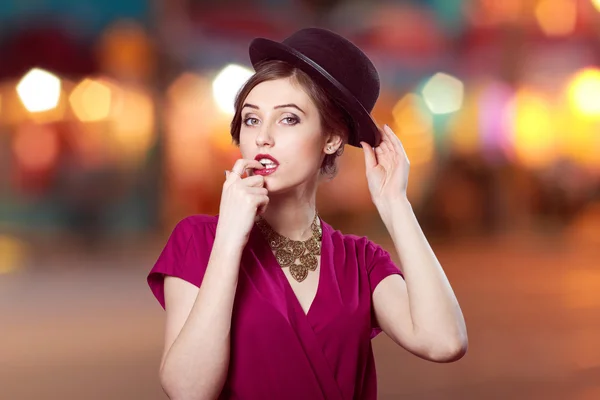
top-left (375, 196), bottom-right (413, 230)
top-left (375, 195), bottom-right (411, 216)
top-left (213, 228), bottom-right (246, 255)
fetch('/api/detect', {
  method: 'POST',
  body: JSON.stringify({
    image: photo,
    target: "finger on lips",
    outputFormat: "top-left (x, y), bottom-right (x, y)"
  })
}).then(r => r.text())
top-left (230, 159), bottom-right (265, 178)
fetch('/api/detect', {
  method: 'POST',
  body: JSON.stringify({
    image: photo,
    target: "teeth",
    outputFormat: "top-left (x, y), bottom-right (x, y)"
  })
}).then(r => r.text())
top-left (258, 158), bottom-right (277, 167)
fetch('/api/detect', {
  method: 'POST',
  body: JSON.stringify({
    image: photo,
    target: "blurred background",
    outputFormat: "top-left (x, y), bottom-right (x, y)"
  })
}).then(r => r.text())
top-left (1, 0), bottom-right (600, 399)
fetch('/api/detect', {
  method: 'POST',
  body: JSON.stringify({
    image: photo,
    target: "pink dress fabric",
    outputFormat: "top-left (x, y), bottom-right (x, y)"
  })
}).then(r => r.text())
top-left (147, 214), bottom-right (403, 400)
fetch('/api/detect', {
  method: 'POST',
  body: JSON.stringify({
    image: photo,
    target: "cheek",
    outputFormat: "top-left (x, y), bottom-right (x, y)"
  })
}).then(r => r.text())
top-left (237, 135), bottom-right (253, 157)
top-left (280, 142), bottom-right (324, 172)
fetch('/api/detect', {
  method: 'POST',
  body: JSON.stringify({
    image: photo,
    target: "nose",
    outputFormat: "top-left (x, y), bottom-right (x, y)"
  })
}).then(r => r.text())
top-left (255, 124), bottom-right (274, 147)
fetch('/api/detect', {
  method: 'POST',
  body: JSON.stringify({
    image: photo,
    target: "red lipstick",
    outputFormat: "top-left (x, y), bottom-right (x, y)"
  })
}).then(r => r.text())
top-left (254, 154), bottom-right (279, 176)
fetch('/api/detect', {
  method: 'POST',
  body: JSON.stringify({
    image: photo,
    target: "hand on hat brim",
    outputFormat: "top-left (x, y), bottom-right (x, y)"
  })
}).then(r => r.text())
top-left (360, 125), bottom-right (410, 206)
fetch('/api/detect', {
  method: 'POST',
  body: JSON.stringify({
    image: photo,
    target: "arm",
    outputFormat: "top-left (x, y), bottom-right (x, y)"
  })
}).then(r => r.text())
top-left (360, 125), bottom-right (467, 363)
top-left (158, 159), bottom-right (268, 399)
top-left (373, 198), bottom-right (467, 363)
top-left (159, 235), bottom-right (241, 399)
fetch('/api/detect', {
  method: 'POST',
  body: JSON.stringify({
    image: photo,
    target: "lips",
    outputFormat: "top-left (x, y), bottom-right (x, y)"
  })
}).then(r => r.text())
top-left (254, 154), bottom-right (279, 176)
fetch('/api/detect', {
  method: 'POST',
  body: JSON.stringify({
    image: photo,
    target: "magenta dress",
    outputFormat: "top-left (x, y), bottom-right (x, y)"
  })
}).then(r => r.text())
top-left (147, 215), bottom-right (403, 400)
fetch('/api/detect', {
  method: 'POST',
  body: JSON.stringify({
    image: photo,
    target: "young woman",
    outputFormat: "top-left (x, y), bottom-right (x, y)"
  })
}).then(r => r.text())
top-left (148, 27), bottom-right (467, 400)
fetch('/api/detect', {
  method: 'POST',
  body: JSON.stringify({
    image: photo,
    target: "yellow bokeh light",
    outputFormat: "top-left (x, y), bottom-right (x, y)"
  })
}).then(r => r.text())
top-left (535, 0), bottom-right (577, 37)
top-left (392, 94), bottom-right (435, 166)
top-left (592, 0), bottom-right (600, 12)
top-left (391, 93), bottom-right (436, 203)
top-left (109, 87), bottom-right (156, 163)
top-left (567, 68), bottom-right (600, 116)
top-left (69, 78), bottom-right (112, 122)
top-left (558, 112), bottom-right (600, 168)
top-left (511, 89), bottom-right (558, 168)
top-left (165, 73), bottom-right (217, 185)
top-left (97, 19), bottom-right (154, 80)
top-left (0, 235), bottom-right (27, 275)
top-left (16, 68), bottom-right (62, 112)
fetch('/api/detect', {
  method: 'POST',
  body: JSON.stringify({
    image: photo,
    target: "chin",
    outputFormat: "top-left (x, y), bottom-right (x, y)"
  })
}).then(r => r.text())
top-left (261, 175), bottom-right (293, 195)
top-left (263, 178), bottom-right (286, 195)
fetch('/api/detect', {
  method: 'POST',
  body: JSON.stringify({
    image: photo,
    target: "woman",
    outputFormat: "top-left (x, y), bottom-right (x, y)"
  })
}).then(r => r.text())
top-left (148, 28), bottom-right (467, 400)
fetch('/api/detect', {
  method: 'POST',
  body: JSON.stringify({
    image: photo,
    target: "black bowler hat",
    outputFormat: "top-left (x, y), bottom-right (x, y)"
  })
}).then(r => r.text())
top-left (248, 27), bottom-right (382, 148)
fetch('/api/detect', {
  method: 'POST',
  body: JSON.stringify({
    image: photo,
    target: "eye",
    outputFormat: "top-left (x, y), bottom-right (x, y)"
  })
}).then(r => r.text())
top-left (281, 115), bottom-right (299, 125)
top-left (243, 117), bottom-right (260, 126)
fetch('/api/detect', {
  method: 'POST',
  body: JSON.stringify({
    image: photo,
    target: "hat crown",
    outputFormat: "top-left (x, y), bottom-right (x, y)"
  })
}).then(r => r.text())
top-left (282, 28), bottom-right (380, 113)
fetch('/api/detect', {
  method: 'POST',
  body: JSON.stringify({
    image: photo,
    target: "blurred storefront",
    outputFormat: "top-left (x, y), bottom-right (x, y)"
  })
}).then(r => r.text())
top-left (1, 0), bottom-right (600, 243)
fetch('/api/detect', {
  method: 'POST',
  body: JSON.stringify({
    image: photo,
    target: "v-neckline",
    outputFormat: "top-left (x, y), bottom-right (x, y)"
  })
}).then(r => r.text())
top-left (253, 217), bottom-right (328, 320)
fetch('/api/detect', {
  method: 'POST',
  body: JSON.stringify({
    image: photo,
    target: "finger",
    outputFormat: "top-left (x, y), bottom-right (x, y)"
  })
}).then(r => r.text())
top-left (246, 187), bottom-right (268, 195)
top-left (231, 159), bottom-right (264, 177)
top-left (360, 141), bottom-right (378, 169)
top-left (225, 169), bottom-right (241, 183)
top-left (379, 128), bottom-right (395, 154)
top-left (224, 170), bottom-right (233, 186)
top-left (384, 124), bottom-right (406, 155)
top-left (386, 127), bottom-right (409, 164)
top-left (257, 195), bottom-right (270, 215)
top-left (243, 175), bottom-right (266, 188)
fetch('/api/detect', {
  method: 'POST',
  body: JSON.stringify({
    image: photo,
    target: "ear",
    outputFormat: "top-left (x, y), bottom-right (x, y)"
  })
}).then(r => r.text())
top-left (323, 134), bottom-right (344, 155)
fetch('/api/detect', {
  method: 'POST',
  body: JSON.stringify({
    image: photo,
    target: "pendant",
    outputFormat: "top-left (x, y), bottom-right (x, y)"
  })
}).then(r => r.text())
top-left (289, 264), bottom-right (309, 282)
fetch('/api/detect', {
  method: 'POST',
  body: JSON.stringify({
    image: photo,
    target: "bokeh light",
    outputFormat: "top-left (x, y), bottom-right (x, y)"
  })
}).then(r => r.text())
top-left (97, 19), bottom-right (155, 80)
top-left (0, 235), bottom-right (27, 275)
top-left (166, 72), bottom-right (217, 185)
top-left (16, 68), bottom-right (62, 113)
top-left (392, 94), bottom-right (435, 166)
top-left (212, 64), bottom-right (254, 114)
top-left (109, 86), bottom-right (156, 164)
top-left (12, 123), bottom-right (60, 171)
top-left (421, 72), bottom-right (464, 115)
top-left (535, 0), bottom-right (577, 37)
top-left (567, 68), bottom-right (600, 117)
top-left (510, 89), bottom-right (558, 168)
top-left (69, 78), bottom-right (113, 122)
top-left (478, 81), bottom-right (514, 154)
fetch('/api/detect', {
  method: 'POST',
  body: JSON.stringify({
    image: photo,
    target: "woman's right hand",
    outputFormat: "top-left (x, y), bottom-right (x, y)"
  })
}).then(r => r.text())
top-left (216, 159), bottom-right (269, 247)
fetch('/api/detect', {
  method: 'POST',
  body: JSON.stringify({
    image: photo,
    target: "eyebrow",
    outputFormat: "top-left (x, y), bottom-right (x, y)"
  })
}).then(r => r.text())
top-left (242, 103), bottom-right (306, 114)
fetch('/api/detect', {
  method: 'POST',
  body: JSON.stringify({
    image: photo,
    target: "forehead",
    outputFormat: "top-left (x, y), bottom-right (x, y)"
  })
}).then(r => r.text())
top-left (244, 77), bottom-right (313, 109)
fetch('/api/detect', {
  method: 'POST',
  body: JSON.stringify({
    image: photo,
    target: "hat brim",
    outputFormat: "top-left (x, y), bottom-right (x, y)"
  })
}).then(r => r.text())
top-left (249, 38), bottom-right (381, 148)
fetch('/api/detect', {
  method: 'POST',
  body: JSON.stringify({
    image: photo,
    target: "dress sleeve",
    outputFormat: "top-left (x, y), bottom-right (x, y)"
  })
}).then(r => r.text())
top-left (366, 240), bottom-right (404, 338)
top-left (147, 217), bottom-right (216, 309)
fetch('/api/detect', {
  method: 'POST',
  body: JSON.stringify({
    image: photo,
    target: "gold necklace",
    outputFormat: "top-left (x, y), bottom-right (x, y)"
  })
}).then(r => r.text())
top-left (256, 213), bottom-right (322, 283)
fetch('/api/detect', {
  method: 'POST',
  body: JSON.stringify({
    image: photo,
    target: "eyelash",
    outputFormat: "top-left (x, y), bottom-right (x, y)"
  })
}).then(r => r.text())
top-left (242, 115), bottom-right (300, 127)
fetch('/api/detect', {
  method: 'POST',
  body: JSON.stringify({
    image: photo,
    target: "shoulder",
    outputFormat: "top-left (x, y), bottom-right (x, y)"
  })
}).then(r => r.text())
top-left (171, 214), bottom-right (219, 237)
top-left (179, 214), bottom-right (219, 228)
top-left (158, 214), bottom-right (219, 255)
top-left (324, 221), bottom-right (381, 257)
top-left (325, 220), bottom-right (372, 246)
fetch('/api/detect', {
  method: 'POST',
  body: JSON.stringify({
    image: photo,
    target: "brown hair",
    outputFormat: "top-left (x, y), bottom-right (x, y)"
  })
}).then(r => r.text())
top-left (230, 60), bottom-right (353, 177)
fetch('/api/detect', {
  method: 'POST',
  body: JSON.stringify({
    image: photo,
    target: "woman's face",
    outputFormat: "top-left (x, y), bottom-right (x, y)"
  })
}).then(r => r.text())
top-left (238, 77), bottom-right (332, 194)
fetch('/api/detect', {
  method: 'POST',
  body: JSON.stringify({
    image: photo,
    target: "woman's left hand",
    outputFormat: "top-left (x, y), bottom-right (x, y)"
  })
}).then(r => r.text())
top-left (360, 124), bottom-right (410, 206)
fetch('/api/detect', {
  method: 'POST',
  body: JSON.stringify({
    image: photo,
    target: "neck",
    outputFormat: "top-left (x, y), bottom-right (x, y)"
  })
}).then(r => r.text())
top-left (258, 187), bottom-right (318, 241)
